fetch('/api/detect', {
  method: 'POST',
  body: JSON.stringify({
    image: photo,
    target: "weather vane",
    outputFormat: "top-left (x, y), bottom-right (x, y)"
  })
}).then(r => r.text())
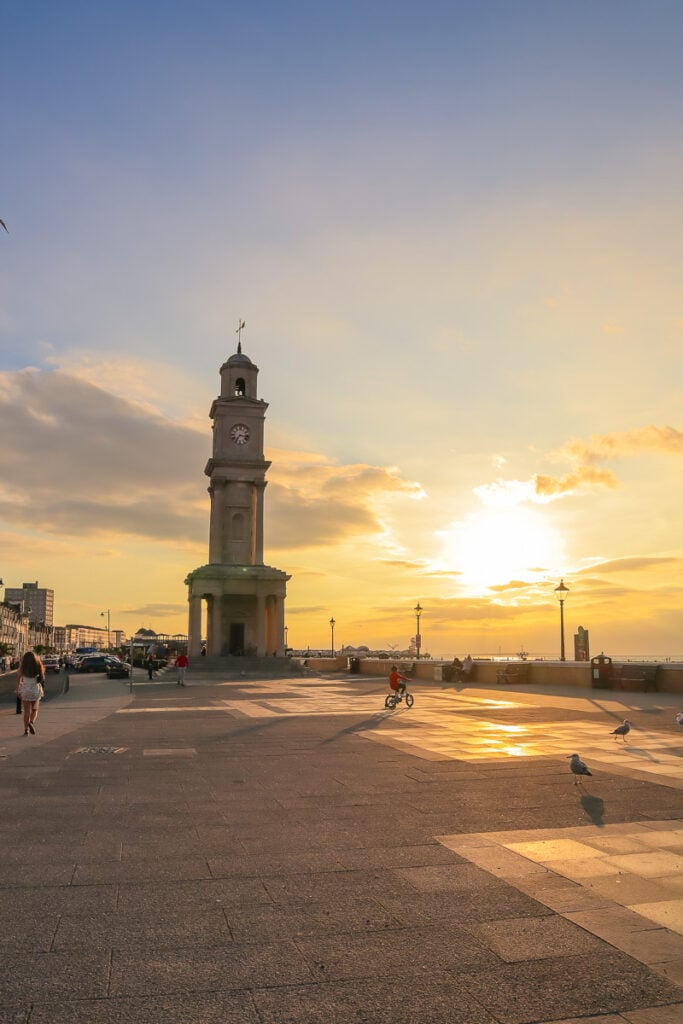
top-left (236, 318), bottom-right (245, 352)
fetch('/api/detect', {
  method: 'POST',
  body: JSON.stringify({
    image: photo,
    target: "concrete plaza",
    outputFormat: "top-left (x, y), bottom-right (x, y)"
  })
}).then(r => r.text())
top-left (0, 668), bottom-right (682, 1023)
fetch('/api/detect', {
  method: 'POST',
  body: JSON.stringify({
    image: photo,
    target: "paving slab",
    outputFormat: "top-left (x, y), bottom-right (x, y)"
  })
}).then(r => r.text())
top-left (27, 991), bottom-right (260, 1024)
top-left (459, 952), bottom-right (681, 1023)
top-left (109, 940), bottom-right (314, 996)
top-left (51, 908), bottom-right (233, 952)
top-left (252, 975), bottom-right (500, 1023)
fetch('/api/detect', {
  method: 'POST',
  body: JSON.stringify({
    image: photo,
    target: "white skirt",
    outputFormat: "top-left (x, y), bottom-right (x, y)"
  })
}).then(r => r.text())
top-left (19, 678), bottom-right (42, 702)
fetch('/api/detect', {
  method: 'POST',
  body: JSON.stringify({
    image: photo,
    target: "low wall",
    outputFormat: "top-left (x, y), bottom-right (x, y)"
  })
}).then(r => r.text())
top-left (299, 657), bottom-right (683, 694)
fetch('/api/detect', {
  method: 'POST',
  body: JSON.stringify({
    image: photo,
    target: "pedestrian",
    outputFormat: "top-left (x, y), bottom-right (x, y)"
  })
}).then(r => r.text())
top-left (16, 651), bottom-right (45, 735)
top-left (174, 651), bottom-right (189, 686)
top-left (58, 654), bottom-right (64, 672)
top-left (146, 654), bottom-right (155, 680)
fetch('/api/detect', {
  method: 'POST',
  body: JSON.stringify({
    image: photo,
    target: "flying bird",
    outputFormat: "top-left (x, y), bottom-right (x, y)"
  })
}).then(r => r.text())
top-left (0, 219), bottom-right (8, 233)
top-left (611, 719), bottom-right (631, 742)
top-left (676, 713), bottom-right (683, 727)
top-left (568, 753), bottom-right (592, 785)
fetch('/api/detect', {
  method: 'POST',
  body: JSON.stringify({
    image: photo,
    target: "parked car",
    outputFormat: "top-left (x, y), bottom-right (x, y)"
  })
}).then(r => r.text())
top-left (106, 660), bottom-right (131, 679)
top-left (77, 655), bottom-right (120, 674)
top-left (42, 656), bottom-right (60, 673)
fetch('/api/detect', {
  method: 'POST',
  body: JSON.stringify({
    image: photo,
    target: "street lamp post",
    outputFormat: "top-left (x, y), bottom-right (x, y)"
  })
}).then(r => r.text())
top-left (414, 602), bottom-right (423, 659)
top-left (554, 580), bottom-right (570, 661)
top-left (329, 617), bottom-right (336, 657)
top-left (101, 609), bottom-right (111, 651)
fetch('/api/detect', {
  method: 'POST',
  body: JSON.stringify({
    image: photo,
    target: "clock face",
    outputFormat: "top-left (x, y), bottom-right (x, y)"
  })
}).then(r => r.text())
top-left (230, 423), bottom-right (250, 445)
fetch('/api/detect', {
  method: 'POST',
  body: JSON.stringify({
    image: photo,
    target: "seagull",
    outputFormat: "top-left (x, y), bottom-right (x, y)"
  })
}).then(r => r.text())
top-left (568, 753), bottom-right (592, 785)
top-left (611, 719), bottom-right (631, 742)
top-left (0, 219), bottom-right (7, 233)
top-left (676, 713), bottom-right (683, 728)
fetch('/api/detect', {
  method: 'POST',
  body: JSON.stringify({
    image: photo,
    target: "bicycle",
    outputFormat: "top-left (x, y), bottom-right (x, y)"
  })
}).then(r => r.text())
top-left (384, 688), bottom-right (414, 710)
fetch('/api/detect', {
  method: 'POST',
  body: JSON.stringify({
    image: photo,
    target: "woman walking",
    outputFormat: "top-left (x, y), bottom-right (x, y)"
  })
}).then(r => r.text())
top-left (16, 651), bottom-right (44, 735)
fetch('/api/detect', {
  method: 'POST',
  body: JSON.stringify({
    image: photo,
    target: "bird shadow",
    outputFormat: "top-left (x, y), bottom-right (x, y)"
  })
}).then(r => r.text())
top-left (580, 792), bottom-right (606, 828)
top-left (623, 746), bottom-right (660, 764)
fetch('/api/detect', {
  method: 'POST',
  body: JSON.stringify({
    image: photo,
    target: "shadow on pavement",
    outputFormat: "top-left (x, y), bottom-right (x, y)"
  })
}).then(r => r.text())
top-left (580, 792), bottom-right (606, 827)
top-left (624, 745), bottom-right (660, 763)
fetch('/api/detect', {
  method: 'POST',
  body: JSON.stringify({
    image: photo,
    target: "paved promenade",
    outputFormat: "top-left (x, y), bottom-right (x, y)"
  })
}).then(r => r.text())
top-left (0, 669), bottom-right (682, 1023)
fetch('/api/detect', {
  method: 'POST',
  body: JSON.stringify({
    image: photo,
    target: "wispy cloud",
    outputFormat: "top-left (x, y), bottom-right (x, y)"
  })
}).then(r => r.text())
top-left (0, 369), bottom-right (422, 552)
top-left (558, 425), bottom-right (683, 462)
top-left (267, 447), bottom-right (423, 550)
top-left (577, 556), bottom-right (682, 575)
top-left (124, 603), bottom-right (187, 617)
top-left (534, 465), bottom-right (619, 497)
top-left (474, 424), bottom-right (681, 507)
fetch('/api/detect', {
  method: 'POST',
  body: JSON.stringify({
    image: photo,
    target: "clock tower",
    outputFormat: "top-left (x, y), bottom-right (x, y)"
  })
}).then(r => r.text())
top-left (185, 341), bottom-right (290, 657)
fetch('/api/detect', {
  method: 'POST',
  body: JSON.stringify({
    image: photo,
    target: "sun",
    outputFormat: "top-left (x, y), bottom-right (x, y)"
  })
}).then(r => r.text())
top-left (438, 506), bottom-right (563, 592)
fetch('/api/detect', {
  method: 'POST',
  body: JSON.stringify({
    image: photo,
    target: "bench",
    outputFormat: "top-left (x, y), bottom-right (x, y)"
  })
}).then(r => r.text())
top-left (611, 664), bottom-right (659, 692)
top-left (496, 663), bottom-right (530, 684)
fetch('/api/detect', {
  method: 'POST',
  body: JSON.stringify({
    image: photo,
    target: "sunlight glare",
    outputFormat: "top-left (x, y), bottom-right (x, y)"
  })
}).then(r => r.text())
top-left (438, 506), bottom-right (563, 592)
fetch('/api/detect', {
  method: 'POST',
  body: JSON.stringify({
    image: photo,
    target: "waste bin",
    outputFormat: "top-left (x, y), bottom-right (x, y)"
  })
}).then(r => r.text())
top-left (349, 657), bottom-right (361, 674)
top-left (591, 653), bottom-right (613, 688)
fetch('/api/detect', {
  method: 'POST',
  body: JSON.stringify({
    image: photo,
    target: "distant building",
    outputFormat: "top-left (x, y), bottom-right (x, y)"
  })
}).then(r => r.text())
top-left (4, 581), bottom-right (54, 626)
top-left (0, 601), bottom-right (50, 656)
top-left (0, 600), bottom-right (29, 657)
top-left (63, 624), bottom-right (110, 649)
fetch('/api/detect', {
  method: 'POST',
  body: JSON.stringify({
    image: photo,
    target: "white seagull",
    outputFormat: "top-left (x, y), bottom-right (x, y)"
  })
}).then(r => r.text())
top-left (568, 753), bottom-right (592, 785)
top-left (611, 719), bottom-right (631, 742)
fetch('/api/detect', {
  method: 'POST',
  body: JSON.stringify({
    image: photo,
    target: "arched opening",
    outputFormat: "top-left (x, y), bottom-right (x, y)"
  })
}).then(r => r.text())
top-left (234, 377), bottom-right (245, 396)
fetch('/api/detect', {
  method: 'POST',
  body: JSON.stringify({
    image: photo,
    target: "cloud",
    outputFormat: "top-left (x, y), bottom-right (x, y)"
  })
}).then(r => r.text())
top-left (475, 424), bottom-right (681, 508)
top-left (488, 580), bottom-right (533, 592)
top-left (378, 558), bottom-right (429, 571)
top-left (42, 347), bottom-right (209, 424)
top-left (124, 603), bottom-right (187, 617)
top-left (0, 495), bottom-right (207, 546)
top-left (534, 465), bottom-right (618, 497)
top-left (0, 367), bottom-right (207, 494)
top-left (266, 449), bottom-right (423, 550)
top-left (531, 424), bottom-right (682, 500)
top-left (558, 425), bottom-right (683, 462)
top-left (0, 368), bottom-right (421, 551)
top-left (576, 556), bottom-right (682, 575)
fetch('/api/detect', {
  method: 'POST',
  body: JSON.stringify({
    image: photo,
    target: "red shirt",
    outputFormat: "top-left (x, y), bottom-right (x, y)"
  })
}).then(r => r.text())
top-left (389, 670), bottom-right (402, 690)
top-left (175, 654), bottom-right (189, 668)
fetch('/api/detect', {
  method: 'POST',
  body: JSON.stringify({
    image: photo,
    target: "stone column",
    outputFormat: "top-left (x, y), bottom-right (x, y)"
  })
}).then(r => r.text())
top-left (275, 596), bottom-right (285, 656)
top-left (254, 483), bottom-right (266, 565)
top-left (208, 481), bottom-right (226, 563)
top-left (210, 595), bottom-right (223, 656)
top-left (188, 594), bottom-right (203, 657)
top-left (205, 595), bottom-right (213, 655)
top-left (256, 593), bottom-right (266, 656)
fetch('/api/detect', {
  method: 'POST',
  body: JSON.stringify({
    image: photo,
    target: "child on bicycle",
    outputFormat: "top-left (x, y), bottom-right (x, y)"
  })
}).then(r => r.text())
top-left (388, 665), bottom-right (410, 698)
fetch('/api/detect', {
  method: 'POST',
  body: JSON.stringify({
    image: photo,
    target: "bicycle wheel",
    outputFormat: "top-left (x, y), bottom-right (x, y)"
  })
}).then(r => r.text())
top-left (405, 693), bottom-right (414, 708)
top-left (385, 693), bottom-right (397, 709)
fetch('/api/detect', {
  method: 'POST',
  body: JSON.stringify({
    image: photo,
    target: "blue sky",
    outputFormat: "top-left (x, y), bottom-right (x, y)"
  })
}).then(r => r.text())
top-left (1, 1), bottom-right (682, 653)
